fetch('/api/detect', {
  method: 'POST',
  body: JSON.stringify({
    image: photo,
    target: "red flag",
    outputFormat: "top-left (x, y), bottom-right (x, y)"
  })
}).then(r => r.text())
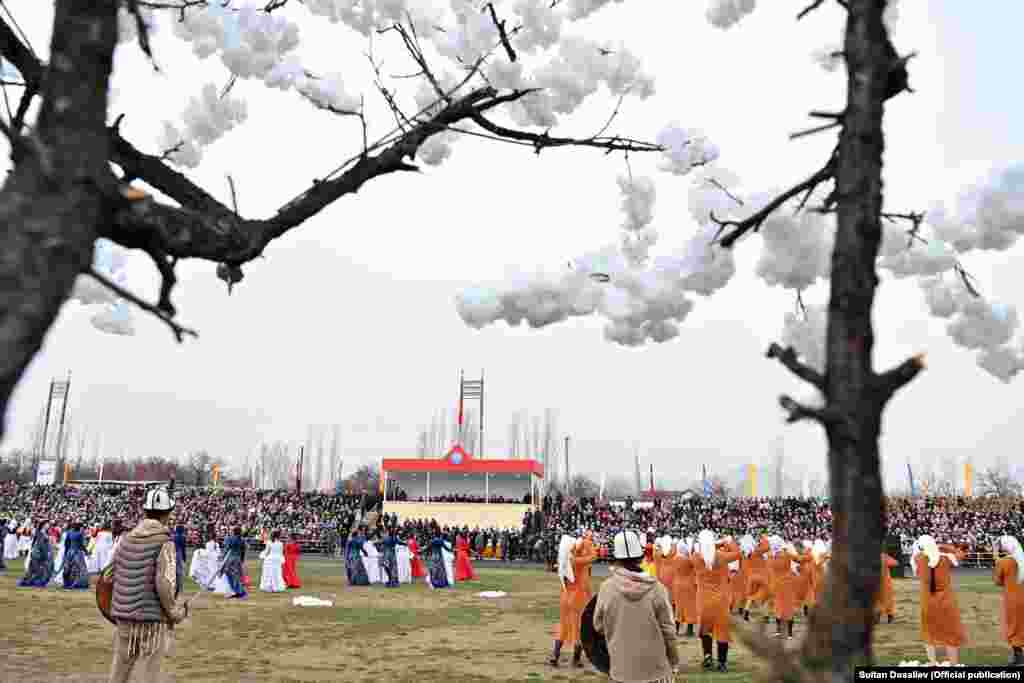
top-left (457, 371), bottom-right (464, 427)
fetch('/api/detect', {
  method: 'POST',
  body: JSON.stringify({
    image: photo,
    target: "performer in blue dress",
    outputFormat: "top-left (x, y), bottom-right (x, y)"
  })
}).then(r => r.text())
top-left (427, 529), bottom-right (453, 589)
top-left (173, 525), bottom-right (187, 595)
top-left (346, 530), bottom-right (370, 586)
top-left (18, 522), bottom-right (54, 588)
top-left (61, 522), bottom-right (91, 589)
top-left (380, 528), bottom-right (407, 588)
top-left (220, 526), bottom-right (248, 598)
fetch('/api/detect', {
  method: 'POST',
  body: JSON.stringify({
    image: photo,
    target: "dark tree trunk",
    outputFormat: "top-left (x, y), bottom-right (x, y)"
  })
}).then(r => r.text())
top-left (799, 1), bottom-right (922, 679)
top-left (0, 2), bottom-right (118, 439)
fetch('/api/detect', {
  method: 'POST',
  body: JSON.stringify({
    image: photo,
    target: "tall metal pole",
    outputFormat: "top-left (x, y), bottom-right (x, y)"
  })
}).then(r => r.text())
top-left (479, 370), bottom-right (484, 458)
top-left (37, 379), bottom-right (55, 481)
top-left (55, 371), bottom-right (71, 472)
top-left (297, 445), bottom-right (304, 493)
top-left (564, 435), bottom-right (570, 494)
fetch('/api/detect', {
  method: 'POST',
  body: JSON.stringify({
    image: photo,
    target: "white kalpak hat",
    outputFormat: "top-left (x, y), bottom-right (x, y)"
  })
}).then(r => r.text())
top-left (613, 530), bottom-right (645, 560)
top-left (143, 487), bottom-right (175, 512)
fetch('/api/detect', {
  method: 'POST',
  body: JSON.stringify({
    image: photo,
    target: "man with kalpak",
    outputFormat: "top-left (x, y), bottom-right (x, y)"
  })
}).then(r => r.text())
top-left (107, 486), bottom-right (191, 682)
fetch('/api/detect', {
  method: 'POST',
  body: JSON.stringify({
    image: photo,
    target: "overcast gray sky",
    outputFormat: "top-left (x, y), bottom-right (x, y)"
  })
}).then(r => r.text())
top-left (3, 1), bottom-right (1022, 491)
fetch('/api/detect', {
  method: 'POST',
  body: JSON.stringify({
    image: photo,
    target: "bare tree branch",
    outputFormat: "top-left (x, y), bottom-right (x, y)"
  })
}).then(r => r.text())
top-left (484, 2), bottom-right (517, 63)
top-left (766, 342), bottom-right (825, 390)
top-left (778, 394), bottom-right (834, 425)
top-left (712, 154), bottom-right (836, 248)
top-left (874, 353), bottom-right (925, 400)
top-left (85, 267), bottom-right (197, 341)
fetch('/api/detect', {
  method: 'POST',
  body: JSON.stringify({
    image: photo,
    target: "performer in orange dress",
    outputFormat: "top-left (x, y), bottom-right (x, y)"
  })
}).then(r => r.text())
top-left (993, 536), bottom-right (1024, 666)
top-left (743, 536), bottom-right (772, 622)
top-left (767, 536), bottom-right (811, 639)
top-left (671, 537), bottom-right (697, 637)
top-left (806, 539), bottom-right (829, 613)
top-left (454, 533), bottom-right (477, 581)
top-left (912, 535), bottom-right (966, 664)
top-left (656, 536), bottom-right (677, 597)
top-left (875, 552), bottom-right (898, 623)
top-left (692, 530), bottom-right (741, 673)
top-left (641, 528), bottom-right (656, 577)
top-left (407, 536), bottom-right (427, 579)
top-left (549, 535), bottom-right (596, 668)
top-left (795, 541), bottom-right (814, 616)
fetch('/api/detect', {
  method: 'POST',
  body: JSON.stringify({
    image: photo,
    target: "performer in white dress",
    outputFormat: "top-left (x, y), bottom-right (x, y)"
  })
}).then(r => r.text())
top-left (396, 543), bottom-right (412, 584)
top-left (259, 531), bottom-right (287, 593)
top-left (18, 525), bottom-right (32, 557)
top-left (2, 521), bottom-right (17, 561)
top-left (362, 537), bottom-right (382, 584)
top-left (443, 545), bottom-right (455, 586)
top-left (93, 524), bottom-right (115, 572)
top-left (51, 529), bottom-right (67, 584)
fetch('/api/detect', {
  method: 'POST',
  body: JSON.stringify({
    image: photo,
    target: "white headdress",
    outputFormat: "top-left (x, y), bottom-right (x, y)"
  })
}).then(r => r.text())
top-left (676, 537), bottom-right (690, 556)
top-left (698, 529), bottom-right (716, 570)
top-left (1000, 536), bottom-right (1024, 584)
top-left (812, 539), bottom-right (828, 563)
top-left (768, 535), bottom-right (785, 556)
top-left (913, 535), bottom-right (957, 572)
top-left (739, 534), bottom-right (756, 557)
top-left (558, 535), bottom-right (576, 585)
top-left (660, 536), bottom-right (674, 556)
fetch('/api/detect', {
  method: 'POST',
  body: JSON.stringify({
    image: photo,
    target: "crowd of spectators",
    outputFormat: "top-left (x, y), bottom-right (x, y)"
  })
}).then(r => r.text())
top-left (3, 482), bottom-right (1021, 561)
top-left (536, 493), bottom-right (1024, 560)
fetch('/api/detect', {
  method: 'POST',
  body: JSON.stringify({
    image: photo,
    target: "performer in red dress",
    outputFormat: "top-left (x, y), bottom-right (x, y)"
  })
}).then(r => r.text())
top-left (282, 535), bottom-right (302, 589)
top-left (407, 536), bottom-right (427, 579)
top-left (454, 533), bottom-right (477, 581)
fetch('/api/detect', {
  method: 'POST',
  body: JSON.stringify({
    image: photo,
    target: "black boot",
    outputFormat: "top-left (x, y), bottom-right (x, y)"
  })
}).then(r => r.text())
top-left (701, 634), bottom-right (714, 669)
top-left (717, 642), bottom-right (729, 672)
top-left (675, 621), bottom-right (680, 634)
top-left (803, 605), bottom-right (809, 616)
top-left (888, 614), bottom-right (894, 624)
top-left (572, 644), bottom-right (583, 668)
top-left (548, 640), bottom-right (562, 667)
top-left (874, 613), bottom-right (881, 624)
top-left (775, 618), bottom-right (783, 637)
top-left (743, 608), bottom-right (750, 621)
top-left (686, 624), bottom-right (694, 637)
top-left (788, 620), bottom-right (795, 640)
top-left (1012, 647), bottom-right (1023, 666)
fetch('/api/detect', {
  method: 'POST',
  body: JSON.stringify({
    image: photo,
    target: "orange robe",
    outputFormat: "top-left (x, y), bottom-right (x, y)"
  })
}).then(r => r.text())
top-left (745, 538), bottom-right (772, 607)
top-left (657, 548), bottom-right (677, 596)
top-left (875, 553), bottom-right (898, 617)
top-left (692, 542), bottom-right (742, 642)
top-left (730, 556), bottom-right (747, 611)
top-left (555, 543), bottom-right (598, 644)
top-left (995, 556), bottom-right (1024, 647)
top-left (916, 549), bottom-right (966, 647)
top-left (806, 554), bottom-right (829, 609)
top-left (768, 551), bottom-right (811, 621)
top-left (671, 552), bottom-right (697, 625)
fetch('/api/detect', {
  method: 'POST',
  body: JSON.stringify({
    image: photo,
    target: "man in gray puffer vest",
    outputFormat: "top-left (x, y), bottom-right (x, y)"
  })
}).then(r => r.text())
top-left (108, 486), bottom-right (190, 682)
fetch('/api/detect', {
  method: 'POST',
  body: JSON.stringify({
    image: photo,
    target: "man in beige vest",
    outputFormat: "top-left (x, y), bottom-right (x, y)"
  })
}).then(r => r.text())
top-left (109, 486), bottom-right (190, 682)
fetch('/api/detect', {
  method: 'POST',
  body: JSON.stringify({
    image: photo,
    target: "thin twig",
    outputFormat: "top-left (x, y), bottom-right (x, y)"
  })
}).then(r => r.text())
top-left (86, 267), bottom-right (197, 342)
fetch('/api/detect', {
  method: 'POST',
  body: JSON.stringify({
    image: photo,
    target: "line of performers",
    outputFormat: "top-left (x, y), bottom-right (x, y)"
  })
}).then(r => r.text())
top-left (551, 528), bottom-right (1024, 672)
top-left (3, 518), bottom-right (119, 590)
top-left (342, 524), bottom-right (478, 589)
top-left (189, 526), bottom-right (304, 596)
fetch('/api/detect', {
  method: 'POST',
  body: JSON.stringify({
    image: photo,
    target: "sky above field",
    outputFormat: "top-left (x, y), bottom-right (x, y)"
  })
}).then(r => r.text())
top-left (3, 1), bottom-right (1023, 491)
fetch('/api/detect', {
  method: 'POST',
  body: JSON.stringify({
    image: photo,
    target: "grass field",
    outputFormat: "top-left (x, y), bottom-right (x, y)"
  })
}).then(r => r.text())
top-left (0, 558), bottom-right (1013, 682)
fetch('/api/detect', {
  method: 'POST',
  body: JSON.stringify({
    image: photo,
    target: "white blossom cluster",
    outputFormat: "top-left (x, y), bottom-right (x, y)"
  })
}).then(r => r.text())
top-left (157, 83), bottom-right (248, 168)
top-left (69, 239), bottom-right (136, 336)
top-left (705, 0), bottom-right (756, 30)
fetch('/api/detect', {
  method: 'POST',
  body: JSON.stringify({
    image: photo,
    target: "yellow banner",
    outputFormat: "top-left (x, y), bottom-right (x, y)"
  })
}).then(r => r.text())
top-left (748, 464), bottom-right (757, 497)
top-left (964, 462), bottom-right (973, 497)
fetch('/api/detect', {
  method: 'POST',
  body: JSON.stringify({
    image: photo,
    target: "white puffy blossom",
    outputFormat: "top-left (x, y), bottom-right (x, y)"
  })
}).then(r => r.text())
top-left (877, 222), bottom-right (956, 278)
top-left (780, 305), bottom-right (827, 374)
top-left (513, 0), bottom-right (564, 52)
top-left (417, 132), bottom-right (456, 165)
top-left (90, 301), bottom-right (135, 337)
top-left (296, 72), bottom-right (361, 112)
top-left (618, 175), bottom-right (656, 262)
top-left (753, 193), bottom-right (834, 290)
top-left (978, 346), bottom-right (1024, 383)
top-left (927, 164), bottom-right (1024, 253)
top-left (656, 125), bottom-right (720, 176)
top-left (811, 44), bottom-right (843, 72)
top-left (566, 0), bottom-right (626, 20)
top-left (69, 239), bottom-right (130, 309)
top-left (706, 0), bottom-right (757, 30)
top-left (158, 83), bottom-right (247, 168)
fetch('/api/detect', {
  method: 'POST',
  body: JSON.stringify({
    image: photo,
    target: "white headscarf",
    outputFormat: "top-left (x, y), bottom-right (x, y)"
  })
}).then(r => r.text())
top-left (812, 539), bottom-right (828, 563)
top-left (739, 534), bottom-right (756, 557)
top-left (698, 529), bottom-right (716, 570)
top-left (768, 535), bottom-right (785, 556)
top-left (676, 537), bottom-right (691, 557)
top-left (557, 535), bottom-right (576, 585)
top-left (802, 540), bottom-right (813, 551)
top-left (912, 535), bottom-right (958, 574)
top-left (1000, 536), bottom-right (1024, 584)
top-left (660, 536), bottom-right (674, 556)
